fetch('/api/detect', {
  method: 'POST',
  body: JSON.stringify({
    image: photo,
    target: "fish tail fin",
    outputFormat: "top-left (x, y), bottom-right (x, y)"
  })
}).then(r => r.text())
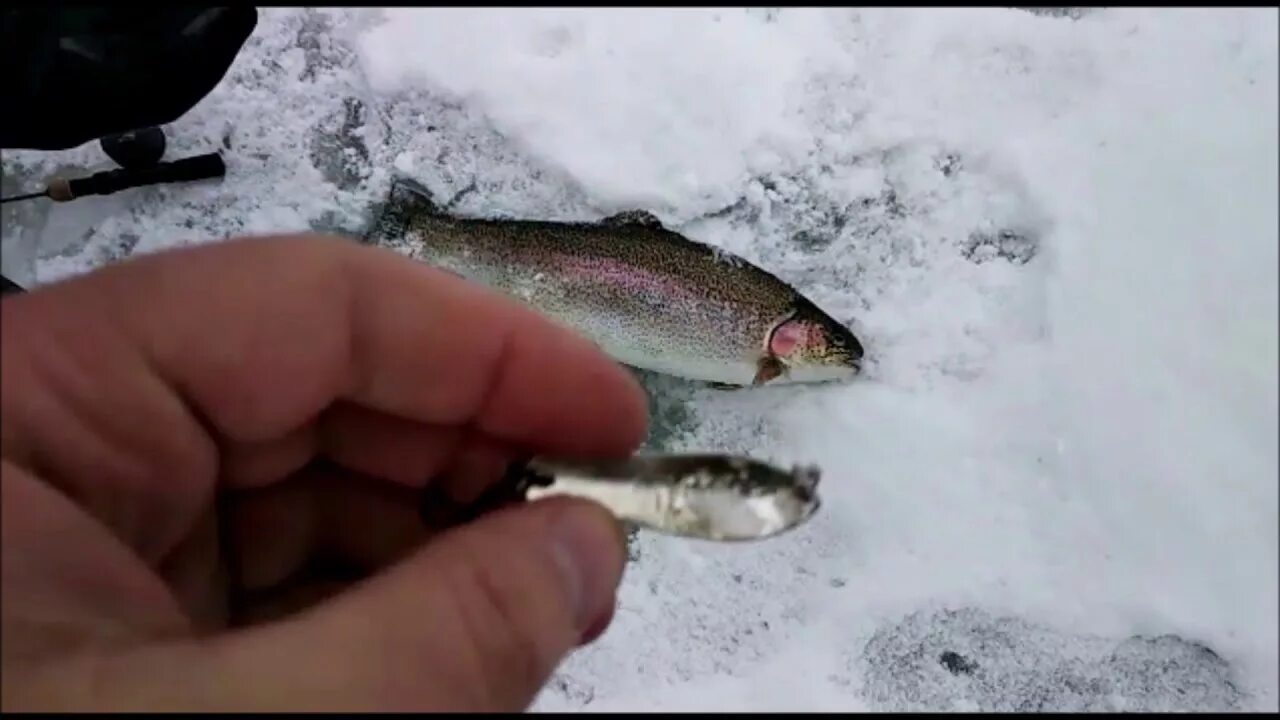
top-left (363, 175), bottom-right (446, 244)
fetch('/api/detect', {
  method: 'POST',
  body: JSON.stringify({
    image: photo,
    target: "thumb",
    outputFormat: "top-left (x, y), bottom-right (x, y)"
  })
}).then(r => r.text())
top-left (208, 497), bottom-right (627, 711)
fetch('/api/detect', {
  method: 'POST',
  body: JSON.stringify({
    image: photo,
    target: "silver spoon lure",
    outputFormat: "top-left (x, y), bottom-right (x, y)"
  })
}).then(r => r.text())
top-left (424, 453), bottom-right (823, 542)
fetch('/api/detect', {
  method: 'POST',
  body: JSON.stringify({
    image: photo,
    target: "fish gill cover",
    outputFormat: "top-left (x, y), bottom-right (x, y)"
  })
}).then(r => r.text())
top-left (1, 6), bottom-right (1275, 712)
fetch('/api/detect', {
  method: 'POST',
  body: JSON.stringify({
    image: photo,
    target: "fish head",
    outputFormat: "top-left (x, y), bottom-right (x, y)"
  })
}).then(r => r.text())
top-left (765, 299), bottom-right (864, 384)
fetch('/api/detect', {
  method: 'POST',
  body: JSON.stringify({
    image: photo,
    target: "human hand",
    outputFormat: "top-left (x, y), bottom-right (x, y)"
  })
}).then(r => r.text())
top-left (0, 235), bottom-right (649, 711)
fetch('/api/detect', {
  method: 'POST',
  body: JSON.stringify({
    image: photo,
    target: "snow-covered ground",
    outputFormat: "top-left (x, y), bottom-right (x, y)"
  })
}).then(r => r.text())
top-left (2, 7), bottom-right (1275, 712)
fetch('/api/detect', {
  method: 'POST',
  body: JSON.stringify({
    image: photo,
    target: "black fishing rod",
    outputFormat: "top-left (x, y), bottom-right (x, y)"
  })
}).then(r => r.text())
top-left (0, 151), bottom-right (226, 206)
top-left (0, 128), bottom-right (227, 294)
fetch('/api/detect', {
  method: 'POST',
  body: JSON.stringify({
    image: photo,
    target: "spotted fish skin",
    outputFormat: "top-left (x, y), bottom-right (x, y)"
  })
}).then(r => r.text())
top-left (366, 177), bottom-right (863, 387)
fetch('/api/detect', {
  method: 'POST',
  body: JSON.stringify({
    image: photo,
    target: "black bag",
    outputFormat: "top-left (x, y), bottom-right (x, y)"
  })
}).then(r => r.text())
top-left (0, 7), bottom-right (258, 151)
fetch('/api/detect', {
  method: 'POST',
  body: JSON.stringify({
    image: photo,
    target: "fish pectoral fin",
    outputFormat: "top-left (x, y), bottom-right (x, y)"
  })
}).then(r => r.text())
top-left (600, 209), bottom-right (665, 229)
top-left (752, 355), bottom-right (786, 386)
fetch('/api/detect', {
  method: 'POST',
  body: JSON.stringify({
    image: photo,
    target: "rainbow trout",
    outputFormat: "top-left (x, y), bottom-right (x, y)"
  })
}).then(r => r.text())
top-left (365, 178), bottom-right (864, 387)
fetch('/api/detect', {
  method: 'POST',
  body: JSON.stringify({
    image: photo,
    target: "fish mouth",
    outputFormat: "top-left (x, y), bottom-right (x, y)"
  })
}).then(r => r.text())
top-left (779, 362), bottom-right (860, 385)
top-left (825, 315), bottom-right (865, 370)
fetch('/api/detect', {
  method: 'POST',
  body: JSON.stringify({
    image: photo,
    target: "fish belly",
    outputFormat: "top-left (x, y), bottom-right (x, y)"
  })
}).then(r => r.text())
top-left (593, 324), bottom-right (763, 385)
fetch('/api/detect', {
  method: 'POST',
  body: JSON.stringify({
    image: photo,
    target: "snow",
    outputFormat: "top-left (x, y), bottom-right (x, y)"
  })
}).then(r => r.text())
top-left (2, 6), bottom-right (1276, 712)
top-left (356, 8), bottom-right (839, 219)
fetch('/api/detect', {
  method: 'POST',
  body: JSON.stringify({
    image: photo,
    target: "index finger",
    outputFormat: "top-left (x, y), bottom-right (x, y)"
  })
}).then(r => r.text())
top-left (3, 234), bottom-right (648, 463)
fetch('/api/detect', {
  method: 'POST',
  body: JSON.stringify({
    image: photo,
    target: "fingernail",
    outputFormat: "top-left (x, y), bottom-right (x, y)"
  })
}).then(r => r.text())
top-left (548, 501), bottom-right (625, 636)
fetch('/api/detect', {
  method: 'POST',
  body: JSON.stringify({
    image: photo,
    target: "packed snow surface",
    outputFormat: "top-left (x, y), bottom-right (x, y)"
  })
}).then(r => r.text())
top-left (2, 7), bottom-right (1275, 712)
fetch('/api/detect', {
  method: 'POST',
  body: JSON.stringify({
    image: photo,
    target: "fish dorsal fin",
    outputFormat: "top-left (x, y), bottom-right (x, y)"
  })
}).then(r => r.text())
top-left (600, 209), bottom-right (665, 229)
top-left (364, 176), bottom-right (446, 244)
top-left (388, 176), bottom-right (446, 216)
